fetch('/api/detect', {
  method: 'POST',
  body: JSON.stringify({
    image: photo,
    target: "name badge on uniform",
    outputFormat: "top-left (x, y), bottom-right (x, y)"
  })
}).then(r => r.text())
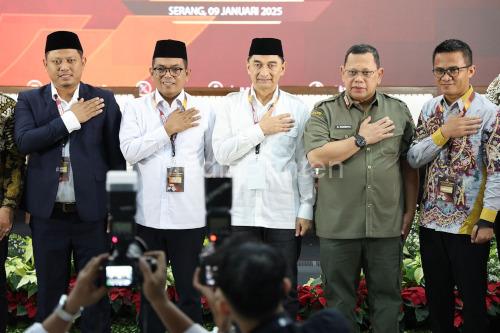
top-left (167, 167), bottom-right (185, 192)
top-left (335, 124), bottom-right (352, 129)
top-left (247, 159), bottom-right (266, 190)
top-left (57, 157), bottom-right (71, 182)
top-left (438, 175), bottom-right (455, 202)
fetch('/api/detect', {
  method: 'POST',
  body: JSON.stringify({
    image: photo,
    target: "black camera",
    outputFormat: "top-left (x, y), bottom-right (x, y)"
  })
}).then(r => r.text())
top-left (199, 178), bottom-right (232, 286)
top-left (105, 171), bottom-right (156, 288)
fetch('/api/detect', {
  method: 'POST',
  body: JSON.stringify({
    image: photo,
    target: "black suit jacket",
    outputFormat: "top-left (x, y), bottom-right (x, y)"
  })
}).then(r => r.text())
top-left (14, 83), bottom-right (125, 221)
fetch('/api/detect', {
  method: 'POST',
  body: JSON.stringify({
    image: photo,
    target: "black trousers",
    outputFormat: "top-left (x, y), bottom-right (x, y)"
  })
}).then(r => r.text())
top-left (231, 226), bottom-right (301, 319)
top-left (0, 236), bottom-right (8, 333)
top-left (30, 211), bottom-right (110, 333)
top-left (419, 227), bottom-right (490, 333)
top-left (137, 225), bottom-right (205, 333)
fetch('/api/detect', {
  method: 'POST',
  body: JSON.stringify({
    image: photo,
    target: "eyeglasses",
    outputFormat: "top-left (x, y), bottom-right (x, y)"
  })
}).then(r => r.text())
top-left (344, 69), bottom-right (376, 78)
top-left (432, 65), bottom-right (471, 78)
top-left (153, 66), bottom-right (185, 77)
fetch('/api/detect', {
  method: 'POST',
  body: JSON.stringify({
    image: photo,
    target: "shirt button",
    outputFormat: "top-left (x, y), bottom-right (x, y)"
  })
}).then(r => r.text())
top-left (366, 147), bottom-right (371, 152)
top-left (367, 165), bottom-right (372, 169)
top-left (367, 204), bottom-right (372, 208)
top-left (367, 185), bottom-right (372, 189)
top-left (344, 135), bottom-right (349, 139)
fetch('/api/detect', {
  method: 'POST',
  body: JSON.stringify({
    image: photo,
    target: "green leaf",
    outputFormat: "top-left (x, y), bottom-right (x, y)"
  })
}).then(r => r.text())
top-left (17, 274), bottom-right (36, 289)
top-left (414, 267), bottom-right (424, 284)
top-left (16, 305), bottom-right (27, 317)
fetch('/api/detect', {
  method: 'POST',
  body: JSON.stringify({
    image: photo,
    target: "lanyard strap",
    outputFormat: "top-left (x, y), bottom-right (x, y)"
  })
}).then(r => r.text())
top-left (157, 94), bottom-right (188, 158)
top-left (53, 94), bottom-right (70, 151)
top-left (435, 91), bottom-right (476, 169)
top-left (247, 89), bottom-right (280, 155)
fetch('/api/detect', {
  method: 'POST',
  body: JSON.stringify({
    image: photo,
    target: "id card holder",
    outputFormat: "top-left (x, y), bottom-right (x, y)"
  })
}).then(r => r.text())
top-left (58, 157), bottom-right (70, 182)
top-left (438, 175), bottom-right (455, 203)
top-left (247, 158), bottom-right (266, 190)
top-left (167, 167), bottom-right (185, 192)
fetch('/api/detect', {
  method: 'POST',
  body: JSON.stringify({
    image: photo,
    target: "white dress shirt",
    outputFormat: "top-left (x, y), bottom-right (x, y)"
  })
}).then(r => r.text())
top-left (212, 87), bottom-right (314, 229)
top-left (51, 83), bottom-right (81, 203)
top-left (119, 89), bottom-right (220, 230)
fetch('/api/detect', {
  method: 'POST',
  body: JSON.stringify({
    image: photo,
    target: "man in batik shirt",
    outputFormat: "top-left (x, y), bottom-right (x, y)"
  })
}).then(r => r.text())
top-left (408, 39), bottom-right (499, 333)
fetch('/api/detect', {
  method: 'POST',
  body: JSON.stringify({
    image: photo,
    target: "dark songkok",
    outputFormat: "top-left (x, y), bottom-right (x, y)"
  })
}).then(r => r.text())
top-left (45, 31), bottom-right (83, 53)
top-left (248, 38), bottom-right (283, 58)
top-left (153, 39), bottom-right (187, 60)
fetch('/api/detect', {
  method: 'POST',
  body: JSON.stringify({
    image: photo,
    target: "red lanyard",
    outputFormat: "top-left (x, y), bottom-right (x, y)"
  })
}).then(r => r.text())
top-left (157, 94), bottom-right (188, 158)
top-left (247, 89), bottom-right (280, 155)
top-left (53, 94), bottom-right (70, 149)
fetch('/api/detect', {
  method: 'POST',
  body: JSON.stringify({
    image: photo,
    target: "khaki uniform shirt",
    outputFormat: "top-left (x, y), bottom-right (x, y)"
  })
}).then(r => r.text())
top-left (304, 91), bottom-right (415, 239)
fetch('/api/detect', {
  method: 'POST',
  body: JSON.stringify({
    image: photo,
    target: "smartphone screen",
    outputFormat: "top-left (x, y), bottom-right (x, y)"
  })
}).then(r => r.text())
top-left (105, 265), bottom-right (133, 287)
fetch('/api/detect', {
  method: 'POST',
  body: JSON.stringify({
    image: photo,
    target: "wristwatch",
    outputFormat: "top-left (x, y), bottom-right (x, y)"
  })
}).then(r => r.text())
top-left (354, 134), bottom-right (367, 148)
top-left (54, 294), bottom-right (82, 322)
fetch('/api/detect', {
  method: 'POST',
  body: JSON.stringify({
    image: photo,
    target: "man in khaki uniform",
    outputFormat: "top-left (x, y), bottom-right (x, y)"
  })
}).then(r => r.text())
top-left (304, 44), bottom-right (418, 332)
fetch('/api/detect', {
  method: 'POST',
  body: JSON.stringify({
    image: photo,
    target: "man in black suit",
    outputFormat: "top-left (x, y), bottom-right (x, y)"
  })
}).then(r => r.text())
top-left (14, 31), bottom-right (125, 332)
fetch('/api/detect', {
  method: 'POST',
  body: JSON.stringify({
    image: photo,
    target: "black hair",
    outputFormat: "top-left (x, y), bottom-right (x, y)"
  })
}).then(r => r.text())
top-left (432, 39), bottom-right (473, 65)
top-left (216, 239), bottom-right (287, 319)
top-left (344, 44), bottom-right (380, 68)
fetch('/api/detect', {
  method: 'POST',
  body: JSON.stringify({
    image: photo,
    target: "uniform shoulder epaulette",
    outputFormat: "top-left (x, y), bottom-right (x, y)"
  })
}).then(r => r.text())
top-left (382, 93), bottom-right (406, 106)
top-left (313, 93), bottom-right (341, 109)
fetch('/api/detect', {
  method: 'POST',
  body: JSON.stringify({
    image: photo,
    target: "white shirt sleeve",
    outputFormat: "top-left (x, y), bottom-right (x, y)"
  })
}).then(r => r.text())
top-left (23, 322), bottom-right (48, 333)
top-left (295, 105), bottom-right (315, 220)
top-left (61, 111), bottom-right (81, 133)
top-left (184, 323), bottom-right (210, 333)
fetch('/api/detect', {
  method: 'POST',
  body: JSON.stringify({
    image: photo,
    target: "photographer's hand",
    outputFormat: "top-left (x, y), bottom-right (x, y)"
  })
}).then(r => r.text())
top-left (30, 254), bottom-right (108, 333)
top-left (193, 268), bottom-right (232, 333)
top-left (66, 253), bottom-right (109, 310)
top-left (138, 251), bottom-right (168, 304)
top-left (139, 251), bottom-right (195, 333)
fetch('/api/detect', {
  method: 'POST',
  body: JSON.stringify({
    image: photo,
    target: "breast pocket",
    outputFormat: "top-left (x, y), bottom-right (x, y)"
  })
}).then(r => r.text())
top-left (329, 128), bottom-right (355, 142)
top-left (381, 130), bottom-right (404, 156)
top-left (272, 127), bottom-right (298, 165)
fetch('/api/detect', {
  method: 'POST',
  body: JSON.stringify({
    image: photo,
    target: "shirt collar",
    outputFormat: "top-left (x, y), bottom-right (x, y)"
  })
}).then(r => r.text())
top-left (51, 83), bottom-right (80, 104)
top-left (250, 85), bottom-right (280, 108)
top-left (440, 85), bottom-right (474, 111)
top-left (343, 91), bottom-right (379, 110)
top-left (153, 89), bottom-right (186, 110)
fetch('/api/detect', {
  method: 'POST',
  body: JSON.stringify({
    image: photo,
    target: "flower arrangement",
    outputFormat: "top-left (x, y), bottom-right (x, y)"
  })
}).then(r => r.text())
top-left (5, 228), bottom-right (500, 331)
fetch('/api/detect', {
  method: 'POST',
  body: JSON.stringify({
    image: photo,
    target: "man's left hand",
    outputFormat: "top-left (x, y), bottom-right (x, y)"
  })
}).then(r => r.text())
top-left (471, 225), bottom-right (494, 244)
top-left (295, 218), bottom-right (313, 237)
top-left (401, 211), bottom-right (415, 241)
top-left (0, 207), bottom-right (14, 241)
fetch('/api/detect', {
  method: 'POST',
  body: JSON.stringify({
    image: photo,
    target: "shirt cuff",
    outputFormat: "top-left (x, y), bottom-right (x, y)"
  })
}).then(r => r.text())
top-left (248, 123), bottom-right (265, 147)
top-left (184, 323), bottom-right (208, 333)
top-left (479, 207), bottom-right (497, 223)
top-left (24, 322), bottom-right (48, 333)
top-left (431, 128), bottom-right (448, 147)
top-left (61, 111), bottom-right (82, 133)
top-left (297, 204), bottom-right (314, 220)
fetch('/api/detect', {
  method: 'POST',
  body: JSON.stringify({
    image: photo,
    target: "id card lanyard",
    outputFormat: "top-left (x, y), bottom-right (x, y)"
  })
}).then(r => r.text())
top-left (435, 90), bottom-right (475, 168)
top-left (157, 94), bottom-right (188, 166)
top-left (247, 89), bottom-right (280, 157)
top-left (54, 95), bottom-right (71, 181)
top-left (157, 93), bottom-right (188, 193)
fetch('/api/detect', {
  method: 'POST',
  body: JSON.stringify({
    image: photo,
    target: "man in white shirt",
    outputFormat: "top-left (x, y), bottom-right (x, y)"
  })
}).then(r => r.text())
top-left (212, 37), bottom-right (314, 316)
top-left (119, 39), bottom-right (218, 331)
